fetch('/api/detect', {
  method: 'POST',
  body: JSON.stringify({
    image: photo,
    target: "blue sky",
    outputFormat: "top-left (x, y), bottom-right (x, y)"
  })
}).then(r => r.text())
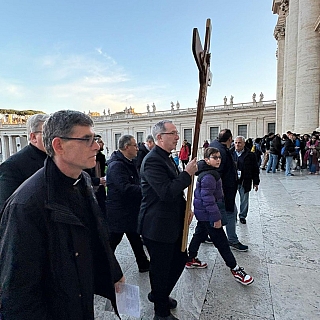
top-left (0, 1), bottom-right (278, 115)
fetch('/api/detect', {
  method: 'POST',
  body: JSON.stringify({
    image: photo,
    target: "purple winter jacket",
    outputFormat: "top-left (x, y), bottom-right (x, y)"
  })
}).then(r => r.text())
top-left (193, 160), bottom-right (224, 223)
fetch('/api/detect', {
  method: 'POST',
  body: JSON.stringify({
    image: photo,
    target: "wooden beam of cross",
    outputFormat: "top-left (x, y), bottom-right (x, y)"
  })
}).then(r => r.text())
top-left (181, 18), bottom-right (212, 252)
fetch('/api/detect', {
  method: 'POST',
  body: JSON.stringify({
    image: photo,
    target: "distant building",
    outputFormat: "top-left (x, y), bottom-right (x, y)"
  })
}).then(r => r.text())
top-left (0, 99), bottom-right (276, 162)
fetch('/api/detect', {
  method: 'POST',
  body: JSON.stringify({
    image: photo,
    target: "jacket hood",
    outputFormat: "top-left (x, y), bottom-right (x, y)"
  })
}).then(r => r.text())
top-left (196, 159), bottom-right (218, 176)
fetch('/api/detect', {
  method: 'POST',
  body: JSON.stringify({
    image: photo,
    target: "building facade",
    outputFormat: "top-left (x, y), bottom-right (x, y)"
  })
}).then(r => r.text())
top-left (272, 0), bottom-right (320, 133)
top-left (0, 100), bottom-right (276, 162)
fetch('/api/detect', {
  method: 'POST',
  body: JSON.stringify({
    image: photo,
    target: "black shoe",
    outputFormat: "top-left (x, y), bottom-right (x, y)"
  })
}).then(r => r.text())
top-left (228, 241), bottom-right (248, 252)
top-left (153, 314), bottom-right (179, 320)
top-left (148, 292), bottom-right (177, 309)
top-left (261, 167), bottom-right (266, 170)
top-left (239, 218), bottom-right (246, 224)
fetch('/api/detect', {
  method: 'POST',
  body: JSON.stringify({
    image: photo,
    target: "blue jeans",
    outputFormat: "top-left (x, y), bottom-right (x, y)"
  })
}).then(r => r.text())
top-left (225, 205), bottom-right (239, 244)
top-left (237, 184), bottom-right (249, 219)
top-left (267, 153), bottom-right (278, 173)
top-left (285, 156), bottom-right (293, 176)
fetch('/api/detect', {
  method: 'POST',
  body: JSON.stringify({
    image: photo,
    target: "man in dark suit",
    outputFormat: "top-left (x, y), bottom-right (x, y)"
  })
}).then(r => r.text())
top-left (0, 113), bottom-right (49, 209)
top-left (210, 129), bottom-right (248, 251)
top-left (138, 120), bottom-right (197, 320)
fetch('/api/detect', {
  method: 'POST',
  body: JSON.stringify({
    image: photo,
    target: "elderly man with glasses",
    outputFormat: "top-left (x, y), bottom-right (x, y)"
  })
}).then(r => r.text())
top-left (106, 134), bottom-right (150, 273)
top-left (138, 120), bottom-right (198, 320)
top-left (0, 113), bottom-right (49, 209)
top-left (0, 110), bottom-right (124, 319)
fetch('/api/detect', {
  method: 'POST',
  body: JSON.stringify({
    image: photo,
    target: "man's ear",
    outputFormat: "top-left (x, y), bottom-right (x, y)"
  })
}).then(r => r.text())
top-left (52, 137), bottom-right (64, 155)
top-left (29, 132), bottom-right (37, 144)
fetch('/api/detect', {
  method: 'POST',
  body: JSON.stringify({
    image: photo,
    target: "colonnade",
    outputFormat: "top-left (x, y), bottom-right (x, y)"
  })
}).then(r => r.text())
top-left (0, 135), bottom-right (28, 162)
top-left (273, 0), bottom-right (320, 133)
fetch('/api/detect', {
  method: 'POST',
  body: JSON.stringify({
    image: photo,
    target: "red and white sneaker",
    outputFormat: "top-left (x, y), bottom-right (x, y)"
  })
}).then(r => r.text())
top-left (231, 266), bottom-right (254, 285)
top-left (185, 257), bottom-right (208, 269)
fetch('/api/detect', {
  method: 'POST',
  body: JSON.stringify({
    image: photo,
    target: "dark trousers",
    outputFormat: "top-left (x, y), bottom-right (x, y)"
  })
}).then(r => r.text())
top-left (188, 221), bottom-right (237, 269)
top-left (143, 237), bottom-right (187, 317)
top-left (109, 232), bottom-right (149, 269)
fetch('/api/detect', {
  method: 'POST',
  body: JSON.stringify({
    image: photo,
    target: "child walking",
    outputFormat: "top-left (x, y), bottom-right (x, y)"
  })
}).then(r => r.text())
top-left (186, 147), bottom-right (254, 285)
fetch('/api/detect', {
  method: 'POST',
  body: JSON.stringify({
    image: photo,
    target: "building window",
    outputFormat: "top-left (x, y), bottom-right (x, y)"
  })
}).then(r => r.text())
top-left (184, 129), bottom-right (192, 144)
top-left (115, 133), bottom-right (121, 150)
top-left (136, 132), bottom-right (144, 144)
top-left (210, 127), bottom-right (219, 142)
top-left (238, 125), bottom-right (247, 138)
top-left (268, 123), bottom-right (275, 134)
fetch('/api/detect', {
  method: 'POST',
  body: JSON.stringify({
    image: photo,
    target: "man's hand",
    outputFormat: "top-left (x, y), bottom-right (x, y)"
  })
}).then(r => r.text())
top-left (213, 220), bottom-right (222, 228)
top-left (188, 210), bottom-right (194, 225)
top-left (100, 177), bottom-right (106, 186)
top-left (185, 158), bottom-right (198, 176)
top-left (253, 185), bottom-right (259, 192)
top-left (115, 276), bottom-right (125, 293)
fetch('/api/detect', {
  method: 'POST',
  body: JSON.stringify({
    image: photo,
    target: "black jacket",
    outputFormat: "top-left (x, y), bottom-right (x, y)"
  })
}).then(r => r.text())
top-left (209, 140), bottom-right (237, 212)
top-left (138, 145), bottom-right (191, 243)
top-left (284, 138), bottom-right (296, 156)
top-left (106, 150), bottom-right (142, 233)
top-left (136, 143), bottom-right (150, 172)
top-left (0, 143), bottom-right (47, 209)
top-left (0, 157), bottom-right (122, 320)
top-left (230, 147), bottom-right (260, 193)
top-left (269, 136), bottom-right (282, 155)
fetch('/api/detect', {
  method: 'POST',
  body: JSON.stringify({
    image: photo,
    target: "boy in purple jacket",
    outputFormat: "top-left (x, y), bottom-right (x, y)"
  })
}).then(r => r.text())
top-left (186, 147), bottom-right (254, 285)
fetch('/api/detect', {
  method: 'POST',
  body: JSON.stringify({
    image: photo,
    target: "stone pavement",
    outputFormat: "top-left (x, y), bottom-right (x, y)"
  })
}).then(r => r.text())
top-left (94, 170), bottom-right (320, 320)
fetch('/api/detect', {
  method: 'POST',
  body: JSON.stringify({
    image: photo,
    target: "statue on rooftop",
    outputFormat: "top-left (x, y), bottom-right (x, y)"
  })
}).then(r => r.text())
top-left (152, 103), bottom-right (156, 112)
top-left (230, 95), bottom-right (234, 105)
top-left (259, 92), bottom-right (264, 102)
top-left (223, 96), bottom-right (227, 106)
top-left (176, 101), bottom-right (180, 110)
top-left (252, 93), bottom-right (256, 103)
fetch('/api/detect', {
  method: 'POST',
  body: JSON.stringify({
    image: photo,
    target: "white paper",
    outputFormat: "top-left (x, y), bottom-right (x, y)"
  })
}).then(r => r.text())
top-left (115, 283), bottom-right (140, 318)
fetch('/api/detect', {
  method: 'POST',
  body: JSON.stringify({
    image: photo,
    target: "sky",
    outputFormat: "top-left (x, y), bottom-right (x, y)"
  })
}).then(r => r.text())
top-left (0, 1), bottom-right (278, 115)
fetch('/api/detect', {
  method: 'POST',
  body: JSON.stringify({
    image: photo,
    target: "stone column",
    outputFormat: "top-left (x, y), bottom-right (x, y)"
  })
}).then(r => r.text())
top-left (273, 0), bottom-right (287, 134)
top-left (295, 0), bottom-right (320, 133)
top-left (8, 135), bottom-right (16, 156)
top-left (1, 135), bottom-right (9, 162)
top-left (284, 0), bottom-right (298, 132)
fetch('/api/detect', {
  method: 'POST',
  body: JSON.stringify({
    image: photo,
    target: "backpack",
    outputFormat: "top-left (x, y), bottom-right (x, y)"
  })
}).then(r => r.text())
top-left (281, 146), bottom-right (286, 156)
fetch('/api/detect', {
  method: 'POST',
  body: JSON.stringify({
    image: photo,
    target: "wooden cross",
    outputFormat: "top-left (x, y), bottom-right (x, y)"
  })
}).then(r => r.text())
top-left (181, 18), bottom-right (212, 251)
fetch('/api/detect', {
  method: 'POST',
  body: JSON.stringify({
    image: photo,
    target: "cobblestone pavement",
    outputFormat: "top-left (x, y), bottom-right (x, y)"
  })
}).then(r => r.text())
top-left (94, 169), bottom-right (320, 320)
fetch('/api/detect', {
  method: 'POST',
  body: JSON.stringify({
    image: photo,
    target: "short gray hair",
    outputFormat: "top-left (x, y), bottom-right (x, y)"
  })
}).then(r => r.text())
top-left (235, 136), bottom-right (246, 142)
top-left (118, 135), bottom-right (134, 150)
top-left (43, 110), bottom-right (94, 157)
top-left (152, 120), bottom-right (173, 141)
top-left (26, 114), bottom-right (49, 140)
top-left (146, 134), bottom-right (154, 142)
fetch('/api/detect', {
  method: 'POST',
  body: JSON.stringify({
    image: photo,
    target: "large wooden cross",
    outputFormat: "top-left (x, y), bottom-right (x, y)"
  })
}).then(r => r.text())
top-left (181, 19), bottom-right (212, 251)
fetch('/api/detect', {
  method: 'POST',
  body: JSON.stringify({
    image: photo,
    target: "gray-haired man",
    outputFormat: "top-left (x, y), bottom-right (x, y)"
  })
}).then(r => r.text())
top-left (0, 113), bottom-right (49, 209)
top-left (0, 110), bottom-right (124, 319)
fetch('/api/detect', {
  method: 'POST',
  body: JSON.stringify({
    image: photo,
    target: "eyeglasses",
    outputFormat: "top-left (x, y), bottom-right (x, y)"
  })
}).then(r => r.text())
top-left (161, 131), bottom-right (180, 136)
top-left (209, 156), bottom-right (222, 160)
top-left (33, 131), bottom-right (43, 134)
top-left (58, 135), bottom-right (100, 147)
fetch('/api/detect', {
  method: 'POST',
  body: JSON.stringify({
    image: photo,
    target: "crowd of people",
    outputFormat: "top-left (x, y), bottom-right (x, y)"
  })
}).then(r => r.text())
top-left (1, 110), bottom-right (317, 319)
top-left (0, 113), bottom-right (258, 320)
top-left (253, 130), bottom-right (320, 176)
